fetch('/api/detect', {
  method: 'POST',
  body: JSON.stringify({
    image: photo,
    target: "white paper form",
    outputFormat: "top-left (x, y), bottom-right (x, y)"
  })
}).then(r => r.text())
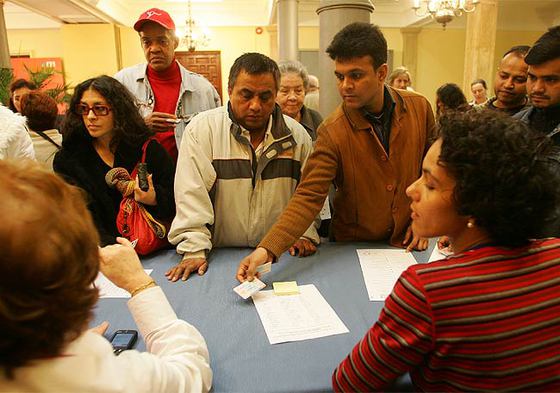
top-left (356, 249), bottom-right (417, 301)
top-left (428, 246), bottom-right (448, 262)
top-left (94, 269), bottom-right (153, 298)
top-left (252, 284), bottom-right (349, 345)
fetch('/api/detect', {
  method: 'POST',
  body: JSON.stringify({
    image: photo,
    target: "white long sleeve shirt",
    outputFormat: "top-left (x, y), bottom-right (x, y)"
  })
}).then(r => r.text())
top-left (0, 287), bottom-right (212, 393)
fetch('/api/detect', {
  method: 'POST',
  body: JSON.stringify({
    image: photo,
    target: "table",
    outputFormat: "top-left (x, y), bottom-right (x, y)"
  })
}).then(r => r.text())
top-left (93, 242), bottom-right (434, 392)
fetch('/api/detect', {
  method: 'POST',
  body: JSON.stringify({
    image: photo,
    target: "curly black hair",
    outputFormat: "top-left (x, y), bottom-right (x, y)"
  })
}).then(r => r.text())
top-left (326, 22), bottom-right (387, 69)
top-left (62, 75), bottom-right (153, 151)
top-left (438, 110), bottom-right (560, 246)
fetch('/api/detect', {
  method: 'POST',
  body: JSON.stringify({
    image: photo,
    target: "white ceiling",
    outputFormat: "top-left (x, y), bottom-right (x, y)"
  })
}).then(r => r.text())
top-left (4, 0), bottom-right (560, 31)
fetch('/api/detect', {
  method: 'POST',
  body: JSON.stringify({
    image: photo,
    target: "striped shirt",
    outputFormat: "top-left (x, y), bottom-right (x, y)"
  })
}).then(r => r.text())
top-left (333, 238), bottom-right (560, 392)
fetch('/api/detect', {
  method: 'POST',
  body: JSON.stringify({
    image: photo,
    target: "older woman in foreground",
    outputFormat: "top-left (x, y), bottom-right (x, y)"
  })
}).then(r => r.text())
top-left (333, 110), bottom-right (560, 392)
top-left (0, 161), bottom-right (211, 392)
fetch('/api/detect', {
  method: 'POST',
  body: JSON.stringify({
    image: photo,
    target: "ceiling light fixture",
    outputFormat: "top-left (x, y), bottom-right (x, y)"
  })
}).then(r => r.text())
top-left (412, 0), bottom-right (480, 29)
top-left (182, 0), bottom-right (210, 51)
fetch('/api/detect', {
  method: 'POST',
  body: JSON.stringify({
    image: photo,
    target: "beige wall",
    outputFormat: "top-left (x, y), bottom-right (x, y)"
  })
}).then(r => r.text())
top-left (7, 24), bottom-right (546, 108)
top-left (61, 24), bottom-right (121, 86)
top-left (415, 28), bottom-right (467, 108)
top-left (7, 29), bottom-right (63, 58)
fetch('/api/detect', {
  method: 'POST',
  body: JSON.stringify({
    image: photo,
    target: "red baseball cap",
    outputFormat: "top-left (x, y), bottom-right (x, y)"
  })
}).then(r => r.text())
top-left (134, 8), bottom-right (176, 32)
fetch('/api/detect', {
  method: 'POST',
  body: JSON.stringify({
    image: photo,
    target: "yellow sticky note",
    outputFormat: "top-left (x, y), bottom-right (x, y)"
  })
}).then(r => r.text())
top-left (273, 281), bottom-right (300, 296)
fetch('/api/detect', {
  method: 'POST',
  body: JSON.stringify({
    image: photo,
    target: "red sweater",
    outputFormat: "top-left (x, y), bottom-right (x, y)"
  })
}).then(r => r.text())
top-left (333, 238), bottom-right (560, 392)
top-left (147, 61), bottom-right (181, 161)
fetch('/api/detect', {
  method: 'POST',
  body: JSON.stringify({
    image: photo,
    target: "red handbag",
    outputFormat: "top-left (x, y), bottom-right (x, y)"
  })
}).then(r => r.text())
top-left (106, 139), bottom-right (169, 255)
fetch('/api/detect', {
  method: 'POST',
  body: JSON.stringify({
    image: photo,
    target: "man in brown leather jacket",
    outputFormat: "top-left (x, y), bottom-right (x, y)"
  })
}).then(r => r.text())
top-left (237, 22), bottom-right (435, 281)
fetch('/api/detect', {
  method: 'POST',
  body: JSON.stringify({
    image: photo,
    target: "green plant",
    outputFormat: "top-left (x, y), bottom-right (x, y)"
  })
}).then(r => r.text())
top-left (24, 64), bottom-right (72, 104)
top-left (0, 67), bottom-right (14, 106)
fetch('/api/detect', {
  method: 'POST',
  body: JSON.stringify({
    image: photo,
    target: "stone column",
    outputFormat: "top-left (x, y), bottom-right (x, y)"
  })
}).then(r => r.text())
top-left (317, 0), bottom-right (374, 116)
top-left (0, 0), bottom-right (11, 68)
top-left (277, 0), bottom-right (299, 62)
top-left (462, 0), bottom-right (498, 95)
top-left (400, 27), bottom-right (420, 88)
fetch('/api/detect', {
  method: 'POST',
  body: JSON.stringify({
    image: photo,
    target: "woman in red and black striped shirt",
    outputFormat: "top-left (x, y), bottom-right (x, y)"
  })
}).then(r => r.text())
top-left (333, 110), bottom-right (560, 392)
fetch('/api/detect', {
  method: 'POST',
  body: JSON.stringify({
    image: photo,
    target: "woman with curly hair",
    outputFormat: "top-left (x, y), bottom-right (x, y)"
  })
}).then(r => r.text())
top-left (54, 75), bottom-right (175, 246)
top-left (334, 110), bottom-right (560, 392)
top-left (0, 160), bottom-right (211, 392)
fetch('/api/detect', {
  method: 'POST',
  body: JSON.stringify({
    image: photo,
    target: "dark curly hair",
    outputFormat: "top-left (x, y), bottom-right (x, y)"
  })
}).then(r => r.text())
top-left (436, 83), bottom-right (470, 115)
top-left (8, 79), bottom-right (36, 112)
top-left (20, 91), bottom-right (58, 132)
top-left (0, 160), bottom-right (100, 378)
top-left (326, 22), bottom-right (387, 69)
top-left (438, 110), bottom-right (560, 246)
top-left (62, 75), bottom-right (153, 151)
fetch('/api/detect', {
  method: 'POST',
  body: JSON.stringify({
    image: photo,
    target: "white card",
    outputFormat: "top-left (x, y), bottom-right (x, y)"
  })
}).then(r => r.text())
top-left (256, 262), bottom-right (272, 276)
top-left (234, 278), bottom-right (266, 299)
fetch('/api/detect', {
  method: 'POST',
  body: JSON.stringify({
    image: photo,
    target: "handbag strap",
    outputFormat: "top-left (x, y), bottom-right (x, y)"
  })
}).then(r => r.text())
top-left (131, 138), bottom-right (154, 178)
top-left (33, 130), bottom-right (62, 149)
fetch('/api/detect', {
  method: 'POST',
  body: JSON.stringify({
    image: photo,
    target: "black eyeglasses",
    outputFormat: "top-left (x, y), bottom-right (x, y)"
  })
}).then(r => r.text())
top-left (75, 103), bottom-right (112, 116)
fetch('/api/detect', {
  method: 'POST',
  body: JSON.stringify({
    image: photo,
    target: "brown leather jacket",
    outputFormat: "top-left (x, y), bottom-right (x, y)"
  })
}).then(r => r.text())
top-left (260, 87), bottom-right (436, 257)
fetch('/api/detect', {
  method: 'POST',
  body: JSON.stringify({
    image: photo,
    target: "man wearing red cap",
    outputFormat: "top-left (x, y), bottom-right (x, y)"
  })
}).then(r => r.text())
top-left (115, 8), bottom-right (220, 161)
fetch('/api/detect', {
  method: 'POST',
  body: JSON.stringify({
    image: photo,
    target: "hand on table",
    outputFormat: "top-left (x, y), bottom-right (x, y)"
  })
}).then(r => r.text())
top-left (403, 224), bottom-right (429, 252)
top-left (289, 238), bottom-right (317, 257)
top-left (236, 247), bottom-right (274, 283)
top-left (437, 235), bottom-right (453, 255)
top-left (165, 257), bottom-right (208, 282)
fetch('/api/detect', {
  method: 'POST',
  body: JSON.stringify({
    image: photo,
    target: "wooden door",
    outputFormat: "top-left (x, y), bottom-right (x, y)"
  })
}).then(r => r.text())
top-left (176, 51), bottom-right (223, 101)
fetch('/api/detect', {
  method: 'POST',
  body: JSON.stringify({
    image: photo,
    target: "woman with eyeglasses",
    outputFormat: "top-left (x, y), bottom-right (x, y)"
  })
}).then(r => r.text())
top-left (54, 75), bottom-right (175, 246)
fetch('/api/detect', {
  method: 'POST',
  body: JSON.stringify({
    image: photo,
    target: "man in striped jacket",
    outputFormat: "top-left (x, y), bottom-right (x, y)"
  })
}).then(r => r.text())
top-left (167, 53), bottom-right (319, 282)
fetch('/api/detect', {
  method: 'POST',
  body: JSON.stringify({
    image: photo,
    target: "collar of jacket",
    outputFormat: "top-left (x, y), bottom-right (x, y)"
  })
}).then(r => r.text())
top-left (343, 85), bottom-right (405, 131)
top-left (134, 60), bottom-right (199, 93)
top-left (227, 103), bottom-right (297, 184)
top-left (299, 105), bottom-right (314, 132)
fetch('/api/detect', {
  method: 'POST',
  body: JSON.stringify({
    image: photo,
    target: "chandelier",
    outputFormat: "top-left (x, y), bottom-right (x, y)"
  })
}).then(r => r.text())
top-left (412, 0), bottom-right (480, 29)
top-left (181, 0), bottom-right (210, 51)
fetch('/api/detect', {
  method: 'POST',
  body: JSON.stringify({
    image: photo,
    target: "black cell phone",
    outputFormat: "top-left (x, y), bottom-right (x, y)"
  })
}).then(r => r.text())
top-left (110, 329), bottom-right (138, 355)
top-left (137, 163), bottom-right (149, 192)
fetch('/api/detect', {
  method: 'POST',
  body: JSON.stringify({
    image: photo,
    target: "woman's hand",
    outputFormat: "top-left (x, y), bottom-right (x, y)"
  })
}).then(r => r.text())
top-left (134, 174), bottom-right (157, 206)
top-left (99, 237), bottom-right (151, 293)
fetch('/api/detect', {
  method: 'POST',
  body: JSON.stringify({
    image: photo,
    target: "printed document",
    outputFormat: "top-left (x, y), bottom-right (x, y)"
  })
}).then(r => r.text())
top-left (252, 284), bottom-right (349, 345)
top-left (356, 249), bottom-right (417, 301)
top-left (95, 269), bottom-right (153, 298)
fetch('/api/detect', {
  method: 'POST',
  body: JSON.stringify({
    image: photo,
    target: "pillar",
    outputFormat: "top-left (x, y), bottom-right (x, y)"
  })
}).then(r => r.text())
top-left (400, 27), bottom-right (420, 89)
top-left (462, 0), bottom-right (498, 95)
top-left (0, 0), bottom-right (11, 68)
top-left (317, 0), bottom-right (374, 116)
top-left (277, 0), bottom-right (299, 62)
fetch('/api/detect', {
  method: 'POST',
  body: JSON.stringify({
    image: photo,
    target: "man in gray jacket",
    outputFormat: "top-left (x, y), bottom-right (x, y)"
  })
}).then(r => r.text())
top-left (514, 26), bottom-right (560, 145)
top-left (115, 8), bottom-right (220, 161)
top-left (166, 53), bottom-right (319, 282)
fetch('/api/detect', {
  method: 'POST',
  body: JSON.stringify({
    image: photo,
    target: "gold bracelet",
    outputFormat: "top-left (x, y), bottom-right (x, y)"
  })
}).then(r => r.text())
top-left (130, 279), bottom-right (157, 297)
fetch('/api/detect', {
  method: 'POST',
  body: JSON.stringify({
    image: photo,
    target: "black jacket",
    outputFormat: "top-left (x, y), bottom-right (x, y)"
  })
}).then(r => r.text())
top-left (54, 136), bottom-right (176, 246)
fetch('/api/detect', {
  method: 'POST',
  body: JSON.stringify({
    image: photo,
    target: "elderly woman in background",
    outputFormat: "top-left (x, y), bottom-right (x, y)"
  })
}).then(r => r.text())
top-left (0, 160), bottom-right (211, 392)
top-left (20, 91), bottom-right (62, 170)
top-left (333, 110), bottom-right (560, 392)
top-left (8, 79), bottom-right (36, 114)
top-left (388, 66), bottom-right (412, 90)
top-left (276, 60), bottom-right (323, 140)
top-left (54, 75), bottom-right (175, 246)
